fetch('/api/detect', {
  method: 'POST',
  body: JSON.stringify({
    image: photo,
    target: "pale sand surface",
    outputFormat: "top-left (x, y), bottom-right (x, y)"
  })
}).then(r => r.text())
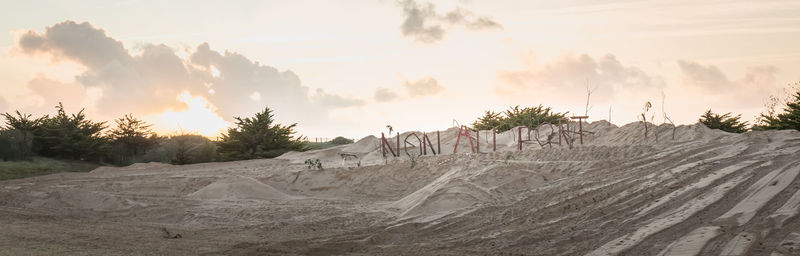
top-left (1, 121), bottom-right (799, 255)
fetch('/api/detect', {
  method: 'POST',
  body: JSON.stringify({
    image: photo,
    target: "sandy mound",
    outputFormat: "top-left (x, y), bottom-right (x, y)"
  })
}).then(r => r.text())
top-left (90, 162), bottom-right (172, 173)
top-left (188, 176), bottom-right (294, 200)
top-left (343, 135), bottom-right (380, 153)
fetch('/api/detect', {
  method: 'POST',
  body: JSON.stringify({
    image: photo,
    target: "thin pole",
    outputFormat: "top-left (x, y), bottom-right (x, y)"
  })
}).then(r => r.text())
top-left (437, 130), bottom-right (440, 154)
top-left (493, 128), bottom-right (496, 152)
top-left (381, 133), bottom-right (386, 157)
top-left (422, 133), bottom-right (427, 155)
top-left (476, 130), bottom-right (480, 153)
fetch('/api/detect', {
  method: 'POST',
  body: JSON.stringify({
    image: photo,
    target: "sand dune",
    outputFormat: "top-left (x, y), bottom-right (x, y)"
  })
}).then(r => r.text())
top-left (1, 121), bottom-right (799, 255)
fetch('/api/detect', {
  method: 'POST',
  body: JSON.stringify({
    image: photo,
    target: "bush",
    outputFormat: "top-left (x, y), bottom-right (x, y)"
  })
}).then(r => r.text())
top-left (108, 114), bottom-right (160, 165)
top-left (217, 106), bottom-right (305, 161)
top-left (473, 105), bottom-right (566, 132)
top-left (329, 136), bottom-right (354, 145)
top-left (0, 129), bottom-right (34, 161)
top-left (1, 110), bottom-right (44, 160)
top-left (754, 85), bottom-right (800, 131)
top-left (35, 103), bottom-right (109, 161)
top-left (699, 110), bottom-right (748, 133)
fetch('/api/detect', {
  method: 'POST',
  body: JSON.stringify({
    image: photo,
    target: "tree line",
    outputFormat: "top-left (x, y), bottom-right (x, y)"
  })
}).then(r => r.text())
top-left (0, 104), bottom-right (340, 165)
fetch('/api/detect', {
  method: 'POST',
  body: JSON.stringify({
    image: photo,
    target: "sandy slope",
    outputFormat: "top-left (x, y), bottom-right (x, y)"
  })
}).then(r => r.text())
top-left (1, 121), bottom-right (799, 255)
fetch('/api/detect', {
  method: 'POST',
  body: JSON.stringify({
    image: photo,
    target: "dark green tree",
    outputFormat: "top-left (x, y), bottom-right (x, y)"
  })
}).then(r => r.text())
top-left (472, 105), bottom-right (566, 132)
top-left (754, 89), bottom-right (800, 131)
top-left (109, 114), bottom-right (159, 164)
top-left (699, 110), bottom-right (748, 133)
top-left (472, 111), bottom-right (505, 131)
top-left (217, 107), bottom-right (305, 160)
top-left (36, 103), bottom-right (109, 161)
top-left (1, 111), bottom-right (46, 160)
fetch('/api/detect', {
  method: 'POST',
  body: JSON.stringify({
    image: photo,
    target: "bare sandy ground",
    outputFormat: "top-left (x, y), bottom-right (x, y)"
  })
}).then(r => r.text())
top-left (1, 121), bottom-right (799, 255)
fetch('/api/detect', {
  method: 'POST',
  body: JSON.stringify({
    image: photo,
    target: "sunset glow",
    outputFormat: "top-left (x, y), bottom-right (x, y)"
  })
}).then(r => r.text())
top-left (1, 1), bottom-right (799, 139)
top-left (145, 92), bottom-right (230, 138)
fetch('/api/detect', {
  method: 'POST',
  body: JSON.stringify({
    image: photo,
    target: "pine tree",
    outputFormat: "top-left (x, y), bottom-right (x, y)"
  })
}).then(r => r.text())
top-left (36, 103), bottom-right (109, 161)
top-left (472, 111), bottom-right (504, 131)
top-left (754, 90), bottom-right (800, 131)
top-left (1, 111), bottom-right (46, 160)
top-left (109, 114), bottom-right (159, 164)
top-left (217, 107), bottom-right (305, 160)
top-left (699, 110), bottom-right (748, 133)
top-left (472, 105), bottom-right (566, 132)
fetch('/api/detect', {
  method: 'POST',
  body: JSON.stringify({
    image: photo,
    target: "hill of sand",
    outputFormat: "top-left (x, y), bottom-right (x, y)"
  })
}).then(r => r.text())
top-left (1, 121), bottom-right (799, 255)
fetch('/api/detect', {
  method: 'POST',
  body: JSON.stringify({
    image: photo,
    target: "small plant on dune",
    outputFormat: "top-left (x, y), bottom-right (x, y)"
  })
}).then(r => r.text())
top-left (639, 101), bottom-right (653, 139)
top-left (504, 152), bottom-right (514, 164)
top-left (660, 92), bottom-right (676, 141)
top-left (304, 158), bottom-right (323, 170)
top-left (409, 154), bottom-right (417, 169)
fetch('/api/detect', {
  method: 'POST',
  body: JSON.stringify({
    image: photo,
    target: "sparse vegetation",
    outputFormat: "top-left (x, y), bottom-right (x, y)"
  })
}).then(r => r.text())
top-left (639, 101), bottom-right (653, 138)
top-left (699, 110), bottom-right (748, 133)
top-left (0, 157), bottom-right (99, 180)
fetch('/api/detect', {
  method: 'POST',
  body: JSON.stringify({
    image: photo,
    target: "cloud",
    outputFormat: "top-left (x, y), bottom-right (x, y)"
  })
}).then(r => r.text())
top-left (403, 76), bottom-right (444, 96)
top-left (312, 88), bottom-right (365, 108)
top-left (678, 60), bottom-right (778, 93)
top-left (18, 21), bottom-right (133, 69)
top-left (15, 20), bottom-right (364, 128)
top-left (372, 76), bottom-right (444, 103)
top-left (27, 76), bottom-right (90, 112)
top-left (496, 53), bottom-right (665, 104)
top-left (373, 87), bottom-right (399, 102)
top-left (678, 60), bottom-right (779, 105)
top-left (398, 0), bottom-right (501, 43)
top-left (677, 60), bottom-right (731, 91)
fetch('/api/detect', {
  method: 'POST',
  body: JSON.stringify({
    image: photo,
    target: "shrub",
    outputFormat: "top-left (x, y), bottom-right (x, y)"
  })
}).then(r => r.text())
top-left (109, 114), bottom-right (160, 165)
top-left (34, 103), bottom-right (109, 161)
top-left (0, 129), bottom-right (34, 161)
top-left (1, 110), bottom-right (45, 160)
top-left (754, 84), bottom-right (800, 131)
top-left (217, 106), bottom-right (305, 161)
top-left (699, 110), bottom-right (748, 133)
top-left (329, 136), bottom-right (354, 145)
top-left (472, 105), bottom-right (566, 132)
top-left (304, 159), bottom-right (322, 170)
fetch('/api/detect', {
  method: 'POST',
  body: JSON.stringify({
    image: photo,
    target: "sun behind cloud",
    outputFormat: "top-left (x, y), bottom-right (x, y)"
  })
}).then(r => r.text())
top-left (145, 92), bottom-right (230, 138)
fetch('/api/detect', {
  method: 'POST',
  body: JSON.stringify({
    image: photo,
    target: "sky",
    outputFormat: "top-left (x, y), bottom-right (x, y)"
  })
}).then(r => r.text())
top-left (1, 0), bottom-right (799, 139)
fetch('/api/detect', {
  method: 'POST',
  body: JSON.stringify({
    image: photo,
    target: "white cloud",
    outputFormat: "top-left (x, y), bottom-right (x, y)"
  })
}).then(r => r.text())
top-left (496, 53), bottom-right (665, 105)
top-left (15, 20), bottom-right (365, 129)
top-left (398, 0), bottom-right (501, 43)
